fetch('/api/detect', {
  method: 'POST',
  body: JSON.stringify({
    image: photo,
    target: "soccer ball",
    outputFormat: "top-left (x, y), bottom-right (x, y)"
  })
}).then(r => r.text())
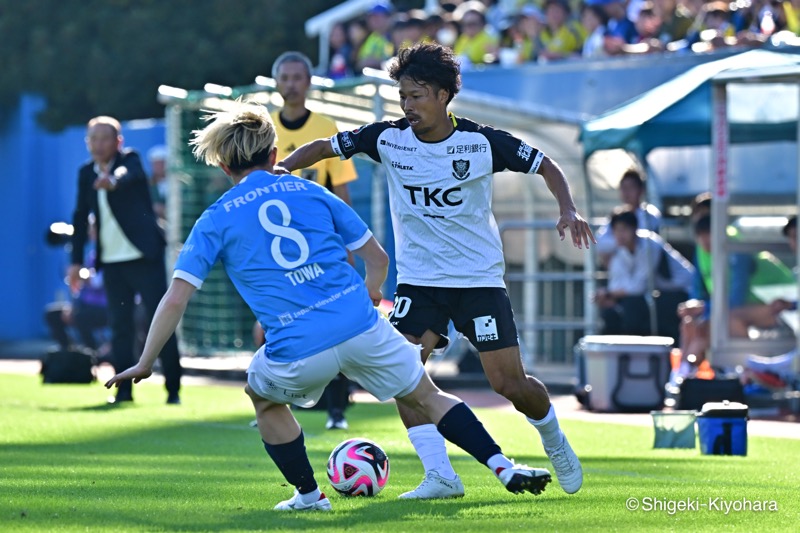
top-left (326, 438), bottom-right (390, 496)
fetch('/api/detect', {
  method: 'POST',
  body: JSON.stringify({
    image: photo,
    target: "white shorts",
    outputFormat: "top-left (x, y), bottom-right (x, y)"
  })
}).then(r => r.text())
top-left (246, 315), bottom-right (425, 408)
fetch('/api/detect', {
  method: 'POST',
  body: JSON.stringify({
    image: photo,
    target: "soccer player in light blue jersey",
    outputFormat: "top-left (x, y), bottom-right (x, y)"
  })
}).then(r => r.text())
top-left (105, 101), bottom-right (552, 511)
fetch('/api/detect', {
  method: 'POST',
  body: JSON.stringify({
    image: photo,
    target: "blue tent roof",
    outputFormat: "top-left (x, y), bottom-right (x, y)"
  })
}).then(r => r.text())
top-left (579, 50), bottom-right (800, 158)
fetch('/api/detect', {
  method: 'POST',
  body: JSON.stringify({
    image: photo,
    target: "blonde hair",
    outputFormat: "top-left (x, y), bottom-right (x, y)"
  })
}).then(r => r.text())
top-left (190, 100), bottom-right (277, 172)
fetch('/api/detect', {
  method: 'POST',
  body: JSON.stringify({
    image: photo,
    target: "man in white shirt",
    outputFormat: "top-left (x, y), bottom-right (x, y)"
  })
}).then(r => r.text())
top-left (595, 208), bottom-right (694, 339)
top-left (69, 116), bottom-right (182, 405)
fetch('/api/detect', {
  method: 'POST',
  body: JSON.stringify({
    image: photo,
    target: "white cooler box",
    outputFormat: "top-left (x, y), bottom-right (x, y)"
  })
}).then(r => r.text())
top-left (578, 335), bottom-right (673, 412)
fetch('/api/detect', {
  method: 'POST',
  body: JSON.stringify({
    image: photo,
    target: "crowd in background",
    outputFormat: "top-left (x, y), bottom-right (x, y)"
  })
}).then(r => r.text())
top-left (326, 0), bottom-right (800, 77)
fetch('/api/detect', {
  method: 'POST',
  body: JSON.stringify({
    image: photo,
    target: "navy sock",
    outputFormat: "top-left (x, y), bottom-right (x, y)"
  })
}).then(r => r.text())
top-left (263, 432), bottom-right (318, 494)
top-left (436, 402), bottom-right (502, 466)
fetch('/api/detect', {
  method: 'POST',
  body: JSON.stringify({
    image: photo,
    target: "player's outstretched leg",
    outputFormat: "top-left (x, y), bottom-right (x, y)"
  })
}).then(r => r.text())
top-left (396, 372), bottom-right (552, 497)
top-left (246, 385), bottom-right (331, 511)
top-left (480, 346), bottom-right (583, 494)
top-left (395, 333), bottom-right (463, 499)
top-left (396, 405), bottom-right (464, 499)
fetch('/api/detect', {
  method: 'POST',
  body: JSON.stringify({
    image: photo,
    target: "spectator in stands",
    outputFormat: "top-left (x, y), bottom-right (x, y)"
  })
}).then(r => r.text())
top-left (685, 1), bottom-right (738, 51)
top-left (581, 3), bottom-right (610, 58)
top-left (328, 22), bottom-right (355, 80)
top-left (356, 2), bottom-right (395, 71)
top-left (479, 0), bottom-right (511, 33)
top-left (592, 0), bottom-right (639, 55)
top-left (422, 13), bottom-right (446, 42)
top-left (625, 2), bottom-right (666, 53)
top-left (539, 0), bottom-right (586, 61)
top-left (453, 5), bottom-right (500, 66)
top-left (654, 0), bottom-right (694, 43)
top-left (594, 168), bottom-right (662, 262)
top-left (675, 215), bottom-right (769, 377)
top-left (348, 19), bottom-right (370, 74)
top-left (391, 13), bottom-right (426, 52)
top-left (498, 9), bottom-right (542, 65)
top-left (594, 208), bottom-right (694, 339)
top-left (147, 145), bottom-right (168, 225)
top-left (435, 17), bottom-right (462, 48)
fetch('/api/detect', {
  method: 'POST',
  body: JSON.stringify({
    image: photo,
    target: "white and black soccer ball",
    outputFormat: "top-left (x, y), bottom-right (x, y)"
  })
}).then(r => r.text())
top-left (326, 438), bottom-right (390, 496)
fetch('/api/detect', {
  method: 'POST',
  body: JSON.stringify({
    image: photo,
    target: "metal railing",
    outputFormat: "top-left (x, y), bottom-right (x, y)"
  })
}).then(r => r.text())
top-left (500, 220), bottom-right (597, 369)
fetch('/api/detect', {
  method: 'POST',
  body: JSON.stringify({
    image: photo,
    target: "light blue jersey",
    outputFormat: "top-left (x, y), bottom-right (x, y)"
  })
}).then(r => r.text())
top-left (174, 171), bottom-right (378, 362)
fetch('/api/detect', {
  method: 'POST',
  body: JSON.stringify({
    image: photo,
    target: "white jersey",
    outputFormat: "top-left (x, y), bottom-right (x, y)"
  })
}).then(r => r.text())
top-left (331, 115), bottom-right (544, 288)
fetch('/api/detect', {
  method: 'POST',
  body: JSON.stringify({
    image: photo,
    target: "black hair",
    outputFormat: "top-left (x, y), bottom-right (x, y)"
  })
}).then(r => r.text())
top-left (610, 208), bottom-right (638, 230)
top-left (582, 3), bottom-right (609, 25)
top-left (694, 214), bottom-right (712, 235)
top-left (784, 216), bottom-right (797, 237)
top-left (620, 169), bottom-right (644, 189)
top-left (388, 42), bottom-right (461, 104)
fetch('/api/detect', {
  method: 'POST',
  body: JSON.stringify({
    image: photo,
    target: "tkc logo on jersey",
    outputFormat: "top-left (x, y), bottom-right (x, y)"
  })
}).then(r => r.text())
top-left (403, 185), bottom-right (462, 207)
top-left (452, 159), bottom-right (470, 181)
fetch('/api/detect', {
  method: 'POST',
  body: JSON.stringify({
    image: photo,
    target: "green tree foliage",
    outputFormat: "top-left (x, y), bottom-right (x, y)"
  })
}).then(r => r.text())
top-left (0, 0), bottom-right (342, 130)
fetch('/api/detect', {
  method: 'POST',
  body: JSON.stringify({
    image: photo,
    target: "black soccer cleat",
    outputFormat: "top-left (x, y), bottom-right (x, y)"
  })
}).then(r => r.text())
top-left (498, 465), bottom-right (552, 495)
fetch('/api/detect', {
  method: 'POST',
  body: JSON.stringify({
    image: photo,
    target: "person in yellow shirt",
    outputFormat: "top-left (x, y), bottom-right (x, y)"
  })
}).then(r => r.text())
top-left (453, 8), bottom-right (499, 65)
top-left (271, 51), bottom-right (357, 202)
top-left (266, 51), bottom-right (359, 430)
top-left (539, 0), bottom-right (586, 60)
top-left (356, 3), bottom-right (395, 71)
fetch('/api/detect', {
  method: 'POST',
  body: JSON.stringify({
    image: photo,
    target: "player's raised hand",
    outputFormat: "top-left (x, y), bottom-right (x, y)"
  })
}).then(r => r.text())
top-left (104, 363), bottom-right (153, 389)
top-left (556, 211), bottom-right (595, 249)
top-left (272, 164), bottom-right (291, 175)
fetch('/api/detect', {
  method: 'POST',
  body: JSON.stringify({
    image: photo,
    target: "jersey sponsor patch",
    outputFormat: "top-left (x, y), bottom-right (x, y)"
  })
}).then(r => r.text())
top-left (517, 141), bottom-right (533, 161)
top-left (473, 315), bottom-right (499, 343)
top-left (341, 131), bottom-right (355, 151)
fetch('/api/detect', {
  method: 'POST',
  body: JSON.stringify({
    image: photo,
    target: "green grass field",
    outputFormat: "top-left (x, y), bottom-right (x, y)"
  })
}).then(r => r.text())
top-left (2, 374), bottom-right (798, 532)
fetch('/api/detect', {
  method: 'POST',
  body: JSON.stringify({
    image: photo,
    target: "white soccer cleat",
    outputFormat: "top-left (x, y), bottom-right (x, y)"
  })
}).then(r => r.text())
top-left (497, 464), bottom-right (552, 495)
top-left (273, 490), bottom-right (332, 511)
top-left (544, 435), bottom-right (583, 494)
top-left (325, 415), bottom-right (349, 430)
top-left (398, 471), bottom-right (465, 499)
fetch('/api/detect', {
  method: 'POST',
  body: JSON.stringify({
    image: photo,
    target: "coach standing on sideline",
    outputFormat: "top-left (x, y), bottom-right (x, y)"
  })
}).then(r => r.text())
top-left (68, 116), bottom-right (182, 405)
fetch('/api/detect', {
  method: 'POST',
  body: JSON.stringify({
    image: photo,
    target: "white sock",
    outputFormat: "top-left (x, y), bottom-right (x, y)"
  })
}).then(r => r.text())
top-left (528, 405), bottom-right (564, 449)
top-left (298, 487), bottom-right (321, 505)
top-left (487, 453), bottom-right (514, 476)
top-left (407, 424), bottom-right (457, 480)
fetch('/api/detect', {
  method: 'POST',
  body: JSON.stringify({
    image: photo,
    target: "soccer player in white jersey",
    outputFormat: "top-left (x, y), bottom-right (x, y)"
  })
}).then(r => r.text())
top-left (104, 101), bottom-right (554, 511)
top-left (278, 43), bottom-right (595, 499)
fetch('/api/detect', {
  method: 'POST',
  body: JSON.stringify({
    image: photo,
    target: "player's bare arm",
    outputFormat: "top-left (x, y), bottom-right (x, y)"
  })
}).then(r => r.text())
top-left (538, 156), bottom-right (595, 249)
top-left (278, 138), bottom-right (336, 173)
top-left (352, 236), bottom-right (389, 306)
top-left (105, 279), bottom-right (196, 388)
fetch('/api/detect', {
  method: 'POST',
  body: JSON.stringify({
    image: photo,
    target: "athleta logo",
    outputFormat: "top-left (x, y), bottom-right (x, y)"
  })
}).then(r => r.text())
top-left (403, 185), bottom-right (462, 207)
top-left (517, 141), bottom-right (533, 161)
top-left (391, 160), bottom-right (414, 171)
top-left (452, 159), bottom-right (470, 181)
top-left (474, 315), bottom-right (499, 343)
top-left (447, 144), bottom-right (486, 154)
top-left (381, 139), bottom-right (417, 152)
